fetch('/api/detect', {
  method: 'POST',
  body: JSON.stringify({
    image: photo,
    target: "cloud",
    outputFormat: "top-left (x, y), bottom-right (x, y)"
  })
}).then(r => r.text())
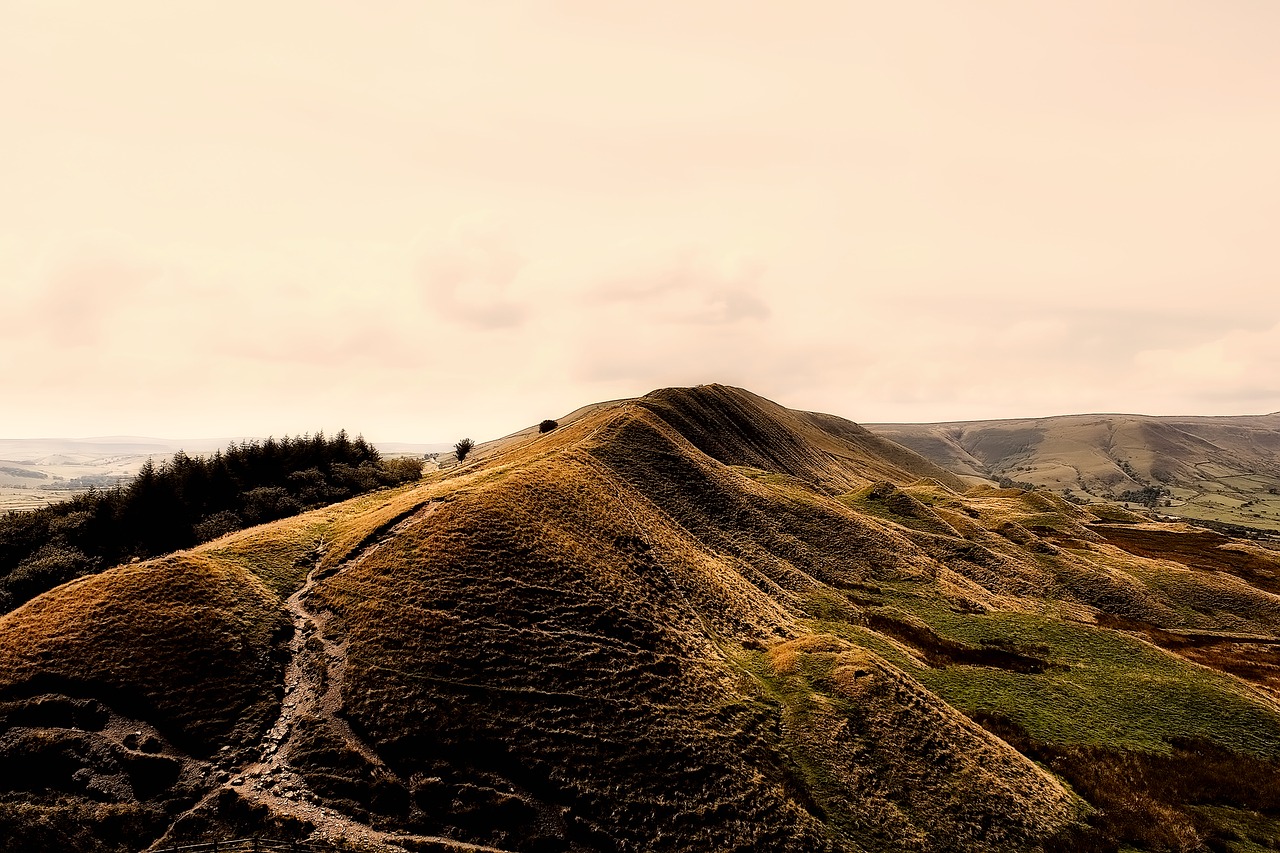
top-left (588, 250), bottom-right (770, 326)
top-left (1133, 321), bottom-right (1280, 409)
top-left (413, 223), bottom-right (529, 330)
top-left (19, 234), bottom-right (162, 344)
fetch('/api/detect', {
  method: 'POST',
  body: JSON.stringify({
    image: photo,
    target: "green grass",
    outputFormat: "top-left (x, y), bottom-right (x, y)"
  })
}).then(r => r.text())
top-left (1191, 806), bottom-right (1280, 852)
top-left (826, 589), bottom-right (1280, 758)
top-left (732, 645), bottom-right (866, 847)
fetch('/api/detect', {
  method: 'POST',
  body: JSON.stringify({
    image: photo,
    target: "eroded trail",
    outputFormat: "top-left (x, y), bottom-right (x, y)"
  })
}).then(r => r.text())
top-left (162, 502), bottom-right (510, 852)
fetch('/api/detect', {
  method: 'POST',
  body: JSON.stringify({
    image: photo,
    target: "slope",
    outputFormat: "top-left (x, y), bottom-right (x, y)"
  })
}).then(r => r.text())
top-left (3, 386), bottom-right (1280, 852)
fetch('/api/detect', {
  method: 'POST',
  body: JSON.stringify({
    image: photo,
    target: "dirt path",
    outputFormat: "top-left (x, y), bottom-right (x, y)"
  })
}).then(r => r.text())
top-left (152, 502), bottom-right (511, 853)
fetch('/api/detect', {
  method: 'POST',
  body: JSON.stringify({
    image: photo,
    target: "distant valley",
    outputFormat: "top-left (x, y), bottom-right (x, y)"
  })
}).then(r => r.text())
top-left (867, 413), bottom-right (1280, 532)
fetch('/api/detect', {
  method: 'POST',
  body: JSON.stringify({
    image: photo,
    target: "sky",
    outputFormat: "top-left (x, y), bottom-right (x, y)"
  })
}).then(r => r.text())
top-left (3, 1), bottom-right (1279, 443)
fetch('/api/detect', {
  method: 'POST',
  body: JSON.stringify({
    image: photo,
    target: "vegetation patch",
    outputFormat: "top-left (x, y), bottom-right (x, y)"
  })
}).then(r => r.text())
top-left (976, 712), bottom-right (1280, 852)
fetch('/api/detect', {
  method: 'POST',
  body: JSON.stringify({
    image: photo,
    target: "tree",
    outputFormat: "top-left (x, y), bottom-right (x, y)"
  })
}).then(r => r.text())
top-left (454, 438), bottom-right (475, 461)
top-left (539, 419), bottom-right (559, 433)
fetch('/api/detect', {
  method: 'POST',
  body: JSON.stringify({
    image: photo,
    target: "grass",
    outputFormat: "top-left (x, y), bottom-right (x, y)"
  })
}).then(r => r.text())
top-left (0, 553), bottom-right (286, 754)
top-left (194, 482), bottom-right (434, 599)
top-left (831, 589), bottom-right (1280, 757)
top-left (732, 632), bottom-right (1082, 851)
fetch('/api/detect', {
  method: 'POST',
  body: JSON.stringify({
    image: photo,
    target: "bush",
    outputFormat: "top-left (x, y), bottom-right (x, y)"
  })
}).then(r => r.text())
top-left (240, 487), bottom-right (301, 525)
top-left (1117, 485), bottom-right (1169, 508)
top-left (193, 511), bottom-right (242, 543)
top-left (539, 419), bottom-right (559, 434)
top-left (381, 457), bottom-right (425, 482)
top-left (454, 438), bottom-right (475, 461)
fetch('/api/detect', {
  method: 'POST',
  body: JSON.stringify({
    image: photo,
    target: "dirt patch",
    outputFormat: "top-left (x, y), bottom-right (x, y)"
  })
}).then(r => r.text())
top-left (865, 611), bottom-right (1056, 674)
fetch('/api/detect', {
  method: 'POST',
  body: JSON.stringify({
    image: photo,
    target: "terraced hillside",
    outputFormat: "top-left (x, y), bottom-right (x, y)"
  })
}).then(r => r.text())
top-left (868, 413), bottom-right (1280, 531)
top-left (4, 385), bottom-right (1280, 852)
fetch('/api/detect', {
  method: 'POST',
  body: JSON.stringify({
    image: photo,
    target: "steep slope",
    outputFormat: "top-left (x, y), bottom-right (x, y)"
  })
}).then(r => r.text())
top-left (4, 386), bottom-right (1280, 852)
top-left (870, 412), bottom-right (1280, 530)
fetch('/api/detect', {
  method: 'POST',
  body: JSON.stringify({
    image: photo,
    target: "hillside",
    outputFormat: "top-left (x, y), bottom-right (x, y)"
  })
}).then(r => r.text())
top-left (4, 385), bottom-right (1280, 851)
top-left (868, 413), bottom-right (1280, 531)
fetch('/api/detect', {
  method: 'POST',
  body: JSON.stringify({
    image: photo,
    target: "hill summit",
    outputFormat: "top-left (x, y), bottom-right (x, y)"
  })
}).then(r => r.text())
top-left (4, 385), bottom-right (1280, 852)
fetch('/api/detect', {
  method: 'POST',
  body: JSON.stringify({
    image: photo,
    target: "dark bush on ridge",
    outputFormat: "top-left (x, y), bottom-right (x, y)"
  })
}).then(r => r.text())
top-left (0, 431), bottom-right (424, 614)
top-left (539, 419), bottom-right (559, 433)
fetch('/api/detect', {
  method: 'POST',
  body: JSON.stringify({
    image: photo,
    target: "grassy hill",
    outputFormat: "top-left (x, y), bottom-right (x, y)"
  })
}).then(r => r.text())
top-left (868, 413), bottom-right (1280, 532)
top-left (4, 385), bottom-right (1280, 852)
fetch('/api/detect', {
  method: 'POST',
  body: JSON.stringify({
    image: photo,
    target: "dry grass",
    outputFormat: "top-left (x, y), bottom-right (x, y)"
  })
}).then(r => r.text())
top-left (0, 554), bottom-right (285, 754)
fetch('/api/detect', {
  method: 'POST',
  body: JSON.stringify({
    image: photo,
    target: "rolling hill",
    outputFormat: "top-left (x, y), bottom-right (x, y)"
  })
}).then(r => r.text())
top-left (867, 413), bottom-right (1280, 531)
top-left (4, 385), bottom-right (1280, 852)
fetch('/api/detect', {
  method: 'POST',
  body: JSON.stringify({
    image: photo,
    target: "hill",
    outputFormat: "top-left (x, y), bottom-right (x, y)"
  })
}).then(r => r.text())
top-left (4, 385), bottom-right (1280, 851)
top-left (868, 413), bottom-right (1280, 531)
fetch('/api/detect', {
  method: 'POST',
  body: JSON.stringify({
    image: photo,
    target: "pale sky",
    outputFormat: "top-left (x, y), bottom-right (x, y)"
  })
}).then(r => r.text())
top-left (4, 1), bottom-right (1279, 443)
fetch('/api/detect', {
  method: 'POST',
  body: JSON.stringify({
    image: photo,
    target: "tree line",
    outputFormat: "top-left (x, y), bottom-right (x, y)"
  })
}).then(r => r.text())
top-left (0, 431), bottom-right (423, 613)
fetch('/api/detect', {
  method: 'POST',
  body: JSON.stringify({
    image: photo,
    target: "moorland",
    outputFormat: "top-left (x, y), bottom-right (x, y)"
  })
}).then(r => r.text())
top-left (3, 385), bottom-right (1280, 852)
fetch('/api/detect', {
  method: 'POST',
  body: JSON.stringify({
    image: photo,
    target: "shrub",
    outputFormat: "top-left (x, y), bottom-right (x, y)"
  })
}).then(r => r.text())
top-left (539, 419), bottom-right (559, 434)
top-left (381, 457), bottom-right (425, 482)
top-left (1117, 485), bottom-right (1169, 508)
top-left (454, 438), bottom-right (475, 461)
top-left (193, 511), bottom-right (242, 543)
top-left (240, 487), bottom-right (301, 525)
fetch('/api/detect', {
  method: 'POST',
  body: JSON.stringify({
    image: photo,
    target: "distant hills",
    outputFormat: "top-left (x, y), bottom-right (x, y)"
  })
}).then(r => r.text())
top-left (4, 386), bottom-right (1280, 851)
top-left (868, 412), bottom-right (1280, 531)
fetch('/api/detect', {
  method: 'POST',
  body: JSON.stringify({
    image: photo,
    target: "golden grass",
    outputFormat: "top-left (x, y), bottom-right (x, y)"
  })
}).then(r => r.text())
top-left (0, 554), bottom-right (284, 753)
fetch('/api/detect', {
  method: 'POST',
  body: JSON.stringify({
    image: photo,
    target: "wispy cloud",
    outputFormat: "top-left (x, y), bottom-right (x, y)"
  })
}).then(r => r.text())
top-left (414, 224), bottom-right (528, 330)
top-left (588, 250), bottom-right (770, 325)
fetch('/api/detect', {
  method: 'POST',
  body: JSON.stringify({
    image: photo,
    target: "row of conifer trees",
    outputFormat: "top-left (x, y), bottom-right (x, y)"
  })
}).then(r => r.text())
top-left (0, 431), bottom-right (422, 613)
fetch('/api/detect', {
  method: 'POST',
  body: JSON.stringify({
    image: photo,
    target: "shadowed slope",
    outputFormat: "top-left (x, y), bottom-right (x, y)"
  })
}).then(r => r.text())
top-left (0, 556), bottom-right (285, 754)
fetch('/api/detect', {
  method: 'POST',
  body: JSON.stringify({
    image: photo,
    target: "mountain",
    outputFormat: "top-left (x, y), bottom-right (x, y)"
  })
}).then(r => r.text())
top-left (4, 385), bottom-right (1280, 852)
top-left (867, 413), bottom-right (1280, 531)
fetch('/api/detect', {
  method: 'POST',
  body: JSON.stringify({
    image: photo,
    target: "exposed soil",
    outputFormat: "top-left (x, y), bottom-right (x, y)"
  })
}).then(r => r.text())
top-left (864, 611), bottom-right (1056, 674)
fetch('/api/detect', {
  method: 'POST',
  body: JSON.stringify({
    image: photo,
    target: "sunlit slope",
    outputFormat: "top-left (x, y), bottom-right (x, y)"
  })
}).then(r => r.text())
top-left (870, 412), bottom-right (1280, 529)
top-left (5, 385), bottom-right (1280, 851)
